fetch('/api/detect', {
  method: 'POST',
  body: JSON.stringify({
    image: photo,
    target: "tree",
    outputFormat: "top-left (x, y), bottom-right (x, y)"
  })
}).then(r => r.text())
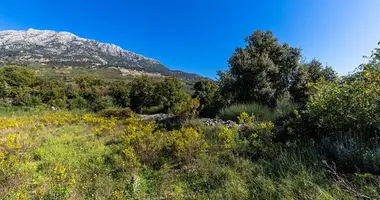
top-left (109, 81), bottom-right (130, 108)
top-left (155, 77), bottom-right (191, 114)
top-left (0, 66), bottom-right (36, 87)
top-left (34, 77), bottom-right (66, 106)
top-left (193, 79), bottom-right (219, 117)
top-left (129, 75), bottom-right (156, 112)
top-left (290, 59), bottom-right (337, 104)
top-left (222, 30), bottom-right (301, 107)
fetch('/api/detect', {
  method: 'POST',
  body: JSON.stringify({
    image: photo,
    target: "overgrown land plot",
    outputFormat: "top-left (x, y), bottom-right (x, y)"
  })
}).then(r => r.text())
top-left (1, 31), bottom-right (380, 199)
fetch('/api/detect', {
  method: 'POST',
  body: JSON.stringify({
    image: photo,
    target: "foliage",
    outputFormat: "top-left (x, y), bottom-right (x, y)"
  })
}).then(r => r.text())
top-left (0, 109), bottom-right (379, 199)
top-left (306, 67), bottom-right (380, 135)
top-left (155, 77), bottom-right (190, 114)
top-left (0, 66), bottom-right (36, 87)
top-left (1, 34), bottom-right (380, 200)
top-left (0, 66), bottom-right (197, 115)
top-left (290, 59), bottom-right (338, 104)
top-left (109, 81), bottom-right (130, 108)
top-left (90, 96), bottom-right (113, 112)
top-left (193, 79), bottom-right (220, 117)
top-left (220, 30), bottom-right (301, 107)
top-left (218, 103), bottom-right (277, 122)
top-left (129, 75), bottom-right (156, 112)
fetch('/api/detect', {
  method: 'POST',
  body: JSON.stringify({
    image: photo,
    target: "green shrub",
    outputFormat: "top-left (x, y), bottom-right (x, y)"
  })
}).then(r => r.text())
top-left (0, 80), bottom-right (10, 98)
top-left (90, 96), bottom-right (113, 112)
top-left (306, 67), bottom-right (380, 136)
top-left (173, 97), bottom-right (200, 117)
top-left (129, 75), bottom-right (156, 111)
top-left (193, 79), bottom-right (220, 117)
top-left (155, 77), bottom-right (194, 115)
top-left (68, 96), bottom-right (89, 110)
top-left (109, 81), bottom-right (130, 108)
top-left (13, 90), bottom-right (42, 106)
top-left (0, 66), bottom-right (36, 87)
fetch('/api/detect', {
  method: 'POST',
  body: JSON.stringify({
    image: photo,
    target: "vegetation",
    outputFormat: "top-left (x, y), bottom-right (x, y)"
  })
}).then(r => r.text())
top-left (1, 30), bottom-right (380, 199)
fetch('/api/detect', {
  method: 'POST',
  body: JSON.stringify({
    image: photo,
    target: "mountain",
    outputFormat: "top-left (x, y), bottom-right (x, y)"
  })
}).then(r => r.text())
top-left (0, 28), bottom-right (202, 80)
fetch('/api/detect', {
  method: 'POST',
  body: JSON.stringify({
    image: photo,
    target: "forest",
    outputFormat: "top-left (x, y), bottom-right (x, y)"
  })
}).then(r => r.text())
top-left (1, 30), bottom-right (380, 199)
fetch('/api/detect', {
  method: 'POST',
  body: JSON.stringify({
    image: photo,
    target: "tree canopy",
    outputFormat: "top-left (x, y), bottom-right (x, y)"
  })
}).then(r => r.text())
top-left (222, 30), bottom-right (301, 106)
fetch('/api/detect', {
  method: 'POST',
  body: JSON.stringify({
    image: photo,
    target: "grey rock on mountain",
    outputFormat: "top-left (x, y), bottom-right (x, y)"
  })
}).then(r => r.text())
top-left (0, 28), bottom-right (201, 80)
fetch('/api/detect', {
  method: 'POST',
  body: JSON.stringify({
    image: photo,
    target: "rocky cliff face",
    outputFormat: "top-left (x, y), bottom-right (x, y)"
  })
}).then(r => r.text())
top-left (0, 28), bottom-right (201, 80)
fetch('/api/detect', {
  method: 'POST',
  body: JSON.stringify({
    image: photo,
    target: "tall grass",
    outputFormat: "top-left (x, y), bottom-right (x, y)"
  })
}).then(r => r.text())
top-left (218, 103), bottom-right (275, 121)
top-left (218, 102), bottom-right (296, 122)
top-left (218, 95), bottom-right (297, 122)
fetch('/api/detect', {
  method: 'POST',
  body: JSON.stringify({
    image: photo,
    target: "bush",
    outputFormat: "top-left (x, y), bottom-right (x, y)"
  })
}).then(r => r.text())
top-left (129, 75), bottom-right (156, 111)
top-left (306, 67), bottom-right (380, 136)
top-left (13, 90), bottom-right (42, 106)
top-left (193, 79), bottom-right (220, 117)
top-left (318, 136), bottom-right (380, 174)
top-left (155, 77), bottom-right (193, 115)
top-left (0, 66), bottom-right (36, 87)
top-left (274, 93), bottom-right (297, 118)
top-left (109, 81), bottom-right (130, 108)
top-left (173, 97), bottom-right (200, 117)
top-left (90, 96), bottom-right (113, 112)
top-left (68, 96), bottom-right (89, 110)
top-left (120, 118), bottom-right (208, 168)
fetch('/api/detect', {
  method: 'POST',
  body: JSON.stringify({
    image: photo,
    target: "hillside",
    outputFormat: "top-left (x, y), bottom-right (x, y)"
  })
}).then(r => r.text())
top-left (0, 29), bottom-right (202, 80)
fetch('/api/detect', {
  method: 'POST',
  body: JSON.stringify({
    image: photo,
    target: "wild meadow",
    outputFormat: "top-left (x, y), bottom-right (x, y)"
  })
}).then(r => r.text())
top-left (1, 30), bottom-right (380, 199)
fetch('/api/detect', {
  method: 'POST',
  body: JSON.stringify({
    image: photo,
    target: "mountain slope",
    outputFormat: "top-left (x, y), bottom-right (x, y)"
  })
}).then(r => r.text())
top-left (0, 28), bottom-right (201, 80)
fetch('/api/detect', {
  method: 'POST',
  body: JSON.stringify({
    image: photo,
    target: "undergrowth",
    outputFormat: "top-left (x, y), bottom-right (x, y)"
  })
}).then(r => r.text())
top-left (0, 111), bottom-right (378, 199)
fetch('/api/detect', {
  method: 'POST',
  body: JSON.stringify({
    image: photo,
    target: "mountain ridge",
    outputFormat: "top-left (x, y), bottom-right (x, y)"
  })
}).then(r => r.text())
top-left (0, 28), bottom-right (202, 80)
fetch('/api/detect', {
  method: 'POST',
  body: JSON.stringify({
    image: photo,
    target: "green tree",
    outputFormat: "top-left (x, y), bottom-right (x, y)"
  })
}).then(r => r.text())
top-left (34, 77), bottom-right (66, 107)
top-left (0, 80), bottom-right (10, 98)
top-left (129, 75), bottom-right (156, 112)
top-left (74, 76), bottom-right (105, 89)
top-left (109, 81), bottom-right (130, 107)
top-left (222, 30), bottom-right (301, 106)
top-left (155, 77), bottom-right (191, 114)
top-left (74, 76), bottom-right (105, 105)
top-left (193, 79), bottom-right (219, 117)
top-left (290, 59), bottom-right (337, 104)
top-left (0, 66), bottom-right (36, 87)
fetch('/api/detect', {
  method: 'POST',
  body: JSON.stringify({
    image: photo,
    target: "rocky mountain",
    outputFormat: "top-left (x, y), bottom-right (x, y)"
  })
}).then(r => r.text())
top-left (0, 28), bottom-right (202, 80)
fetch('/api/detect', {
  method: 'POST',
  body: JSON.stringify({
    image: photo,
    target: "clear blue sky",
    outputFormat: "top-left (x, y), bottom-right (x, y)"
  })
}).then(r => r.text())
top-left (0, 0), bottom-right (379, 78)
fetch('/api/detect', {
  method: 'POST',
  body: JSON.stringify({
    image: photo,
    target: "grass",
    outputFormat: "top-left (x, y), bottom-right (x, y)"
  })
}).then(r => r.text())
top-left (0, 110), bottom-right (379, 199)
top-left (218, 97), bottom-right (297, 122)
top-left (218, 103), bottom-right (278, 122)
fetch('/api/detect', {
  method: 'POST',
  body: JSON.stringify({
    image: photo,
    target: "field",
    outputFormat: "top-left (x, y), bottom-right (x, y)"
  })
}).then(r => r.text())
top-left (1, 109), bottom-right (379, 199)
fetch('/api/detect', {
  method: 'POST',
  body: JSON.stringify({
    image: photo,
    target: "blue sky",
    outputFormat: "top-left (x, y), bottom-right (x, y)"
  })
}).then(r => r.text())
top-left (0, 0), bottom-right (379, 78)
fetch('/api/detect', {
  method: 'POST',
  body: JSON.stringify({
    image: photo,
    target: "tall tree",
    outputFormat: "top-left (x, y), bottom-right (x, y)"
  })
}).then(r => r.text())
top-left (193, 79), bottom-right (219, 117)
top-left (129, 75), bottom-right (156, 111)
top-left (155, 77), bottom-right (190, 114)
top-left (109, 81), bottom-right (130, 108)
top-left (290, 59), bottom-right (337, 104)
top-left (223, 30), bottom-right (301, 106)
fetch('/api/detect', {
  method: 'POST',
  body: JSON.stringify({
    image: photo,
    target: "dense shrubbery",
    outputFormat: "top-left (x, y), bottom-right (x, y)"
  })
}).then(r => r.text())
top-left (0, 67), bottom-right (198, 116)
top-left (306, 67), bottom-right (380, 135)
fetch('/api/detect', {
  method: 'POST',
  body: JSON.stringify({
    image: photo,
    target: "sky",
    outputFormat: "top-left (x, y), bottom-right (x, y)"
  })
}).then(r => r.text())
top-left (0, 0), bottom-right (379, 78)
